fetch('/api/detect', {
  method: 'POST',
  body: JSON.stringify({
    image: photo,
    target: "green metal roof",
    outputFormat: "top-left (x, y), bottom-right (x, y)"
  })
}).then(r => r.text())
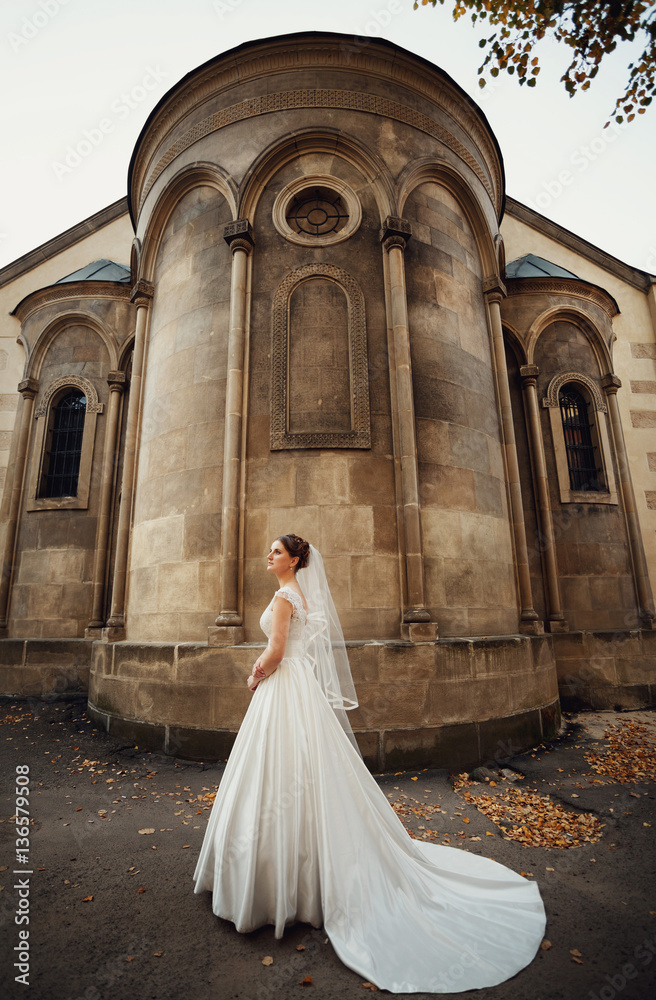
top-left (55, 259), bottom-right (131, 284)
top-left (505, 254), bottom-right (579, 280)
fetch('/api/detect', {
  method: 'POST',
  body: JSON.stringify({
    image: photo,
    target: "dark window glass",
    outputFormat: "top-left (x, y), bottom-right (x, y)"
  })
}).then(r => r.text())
top-left (39, 390), bottom-right (86, 498)
top-left (559, 387), bottom-right (602, 492)
top-left (286, 187), bottom-right (348, 236)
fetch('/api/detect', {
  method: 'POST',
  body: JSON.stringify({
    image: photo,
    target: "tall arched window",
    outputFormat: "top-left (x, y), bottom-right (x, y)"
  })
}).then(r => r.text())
top-left (558, 386), bottom-right (603, 492)
top-left (39, 389), bottom-right (87, 498)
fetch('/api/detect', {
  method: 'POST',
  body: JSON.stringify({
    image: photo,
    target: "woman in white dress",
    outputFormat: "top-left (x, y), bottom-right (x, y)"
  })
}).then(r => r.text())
top-left (193, 534), bottom-right (547, 993)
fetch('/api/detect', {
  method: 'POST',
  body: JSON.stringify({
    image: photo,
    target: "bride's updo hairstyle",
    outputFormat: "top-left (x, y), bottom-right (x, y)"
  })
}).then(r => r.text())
top-left (278, 534), bottom-right (310, 573)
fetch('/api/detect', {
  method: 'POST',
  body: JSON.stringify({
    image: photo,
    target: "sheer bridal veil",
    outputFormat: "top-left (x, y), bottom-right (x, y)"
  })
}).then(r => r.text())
top-left (296, 544), bottom-right (362, 757)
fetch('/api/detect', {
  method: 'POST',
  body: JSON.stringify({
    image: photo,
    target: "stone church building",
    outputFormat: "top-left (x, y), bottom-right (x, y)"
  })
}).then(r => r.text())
top-left (1, 33), bottom-right (654, 769)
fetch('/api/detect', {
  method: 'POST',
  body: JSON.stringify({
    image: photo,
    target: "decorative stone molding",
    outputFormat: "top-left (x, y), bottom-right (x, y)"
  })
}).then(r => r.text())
top-left (130, 278), bottom-right (154, 305)
top-left (18, 378), bottom-right (39, 399)
top-left (35, 376), bottom-right (103, 418)
top-left (380, 216), bottom-right (412, 253)
top-left (506, 276), bottom-right (619, 319)
top-left (271, 263), bottom-right (371, 450)
top-left (27, 376), bottom-right (102, 511)
top-left (138, 89), bottom-right (497, 216)
top-left (541, 371), bottom-right (617, 506)
top-left (272, 176), bottom-right (361, 247)
top-left (223, 219), bottom-right (254, 253)
top-left (542, 371), bottom-right (607, 413)
top-left (12, 281), bottom-right (131, 324)
top-left (129, 39), bottom-right (502, 219)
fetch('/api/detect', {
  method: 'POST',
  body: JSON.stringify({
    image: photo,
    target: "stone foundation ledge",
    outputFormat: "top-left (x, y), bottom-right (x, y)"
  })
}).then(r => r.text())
top-left (552, 629), bottom-right (656, 712)
top-left (86, 698), bottom-right (562, 773)
top-left (86, 633), bottom-right (560, 771)
top-left (0, 638), bottom-right (92, 698)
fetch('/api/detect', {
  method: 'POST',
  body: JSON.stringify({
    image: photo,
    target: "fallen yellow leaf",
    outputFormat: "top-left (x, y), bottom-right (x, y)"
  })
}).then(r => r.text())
top-left (262, 956), bottom-right (273, 966)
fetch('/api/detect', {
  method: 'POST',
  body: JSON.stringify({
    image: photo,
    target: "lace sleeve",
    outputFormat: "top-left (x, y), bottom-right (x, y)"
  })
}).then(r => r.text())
top-left (274, 587), bottom-right (306, 621)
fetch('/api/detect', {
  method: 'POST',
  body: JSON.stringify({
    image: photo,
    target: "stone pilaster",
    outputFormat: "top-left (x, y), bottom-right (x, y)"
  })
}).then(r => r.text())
top-left (86, 371), bottom-right (127, 636)
top-left (209, 220), bottom-right (254, 647)
top-left (520, 365), bottom-right (568, 632)
top-left (0, 378), bottom-right (39, 633)
top-left (380, 217), bottom-right (437, 641)
top-left (486, 289), bottom-right (542, 634)
top-left (104, 281), bottom-right (153, 640)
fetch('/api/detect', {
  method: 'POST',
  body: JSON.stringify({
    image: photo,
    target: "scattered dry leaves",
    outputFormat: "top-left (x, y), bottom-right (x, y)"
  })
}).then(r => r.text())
top-left (262, 956), bottom-right (274, 967)
top-left (584, 719), bottom-right (656, 784)
top-left (453, 774), bottom-right (602, 848)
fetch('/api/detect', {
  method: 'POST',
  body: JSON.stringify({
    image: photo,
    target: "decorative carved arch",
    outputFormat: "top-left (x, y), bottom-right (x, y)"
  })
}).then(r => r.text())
top-left (239, 128), bottom-right (395, 226)
top-left (26, 312), bottom-right (117, 380)
top-left (542, 371), bottom-right (607, 413)
top-left (138, 162), bottom-right (238, 283)
top-left (271, 263), bottom-right (370, 450)
top-left (525, 305), bottom-right (613, 374)
top-left (35, 375), bottom-right (103, 418)
top-left (397, 158), bottom-right (498, 280)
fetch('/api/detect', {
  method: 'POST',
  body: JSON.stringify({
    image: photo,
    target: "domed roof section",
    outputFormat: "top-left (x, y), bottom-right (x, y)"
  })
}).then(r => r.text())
top-left (127, 31), bottom-right (506, 230)
top-left (505, 254), bottom-right (579, 280)
top-left (55, 259), bottom-right (131, 284)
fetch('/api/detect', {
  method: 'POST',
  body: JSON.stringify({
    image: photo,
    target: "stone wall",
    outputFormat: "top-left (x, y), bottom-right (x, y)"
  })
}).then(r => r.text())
top-left (404, 182), bottom-right (517, 636)
top-left (127, 186), bottom-right (233, 641)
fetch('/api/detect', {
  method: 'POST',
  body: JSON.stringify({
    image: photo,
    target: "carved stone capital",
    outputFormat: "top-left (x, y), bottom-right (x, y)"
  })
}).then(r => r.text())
top-left (107, 371), bottom-right (128, 393)
top-left (380, 216), bottom-right (411, 251)
top-left (483, 275), bottom-right (507, 301)
top-left (18, 377), bottom-right (39, 398)
top-left (130, 279), bottom-right (154, 305)
top-left (224, 219), bottom-right (254, 253)
top-left (520, 364), bottom-right (540, 387)
top-left (601, 373), bottom-right (622, 394)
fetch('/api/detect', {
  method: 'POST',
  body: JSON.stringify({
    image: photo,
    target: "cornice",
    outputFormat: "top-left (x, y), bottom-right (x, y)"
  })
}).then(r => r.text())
top-left (12, 281), bottom-right (132, 324)
top-left (129, 34), bottom-right (503, 223)
top-left (505, 276), bottom-right (619, 319)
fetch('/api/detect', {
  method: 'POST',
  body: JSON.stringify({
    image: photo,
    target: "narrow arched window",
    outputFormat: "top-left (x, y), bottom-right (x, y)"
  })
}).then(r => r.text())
top-left (558, 386), bottom-right (603, 492)
top-left (39, 390), bottom-right (87, 498)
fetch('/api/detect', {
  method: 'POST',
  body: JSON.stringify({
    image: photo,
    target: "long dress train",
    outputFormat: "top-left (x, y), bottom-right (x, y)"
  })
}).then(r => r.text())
top-left (193, 587), bottom-right (547, 993)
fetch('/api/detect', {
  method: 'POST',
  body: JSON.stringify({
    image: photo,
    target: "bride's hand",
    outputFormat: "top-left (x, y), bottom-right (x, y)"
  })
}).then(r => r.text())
top-left (247, 674), bottom-right (259, 692)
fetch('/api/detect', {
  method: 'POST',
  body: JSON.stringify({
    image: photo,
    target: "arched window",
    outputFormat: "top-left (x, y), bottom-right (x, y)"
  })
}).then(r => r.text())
top-left (558, 386), bottom-right (603, 492)
top-left (38, 389), bottom-right (87, 498)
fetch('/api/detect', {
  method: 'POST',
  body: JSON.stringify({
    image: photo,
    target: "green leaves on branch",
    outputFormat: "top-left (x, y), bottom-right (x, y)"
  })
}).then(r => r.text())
top-left (413, 0), bottom-right (656, 126)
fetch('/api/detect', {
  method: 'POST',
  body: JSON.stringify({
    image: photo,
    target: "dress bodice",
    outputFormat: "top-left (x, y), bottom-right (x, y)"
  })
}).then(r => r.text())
top-left (260, 586), bottom-right (308, 655)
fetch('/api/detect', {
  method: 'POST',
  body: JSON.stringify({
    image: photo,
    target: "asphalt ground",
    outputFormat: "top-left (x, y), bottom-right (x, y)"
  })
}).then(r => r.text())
top-left (1, 695), bottom-right (655, 1000)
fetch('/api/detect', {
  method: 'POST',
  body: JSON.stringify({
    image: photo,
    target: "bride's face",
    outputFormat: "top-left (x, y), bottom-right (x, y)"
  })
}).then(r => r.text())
top-left (267, 539), bottom-right (297, 576)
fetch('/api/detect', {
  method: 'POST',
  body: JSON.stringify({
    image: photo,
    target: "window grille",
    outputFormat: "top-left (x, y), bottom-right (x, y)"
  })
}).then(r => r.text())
top-left (558, 387), bottom-right (602, 492)
top-left (286, 187), bottom-right (349, 236)
top-left (39, 390), bottom-right (86, 498)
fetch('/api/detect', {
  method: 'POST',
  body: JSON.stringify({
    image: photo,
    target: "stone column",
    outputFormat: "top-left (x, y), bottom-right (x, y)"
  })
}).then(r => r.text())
top-left (602, 374), bottom-right (655, 628)
top-left (0, 378), bottom-right (39, 632)
top-left (86, 371), bottom-right (127, 634)
top-left (105, 281), bottom-right (153, 639)
top-left (520, 365), bottom-right (568, 632)
top-left (209, 220), bottom-right (254, 647)
top-left (486, 291), bottom-right (542, 633)
top-left (380, 217), bottom-right (437, 641)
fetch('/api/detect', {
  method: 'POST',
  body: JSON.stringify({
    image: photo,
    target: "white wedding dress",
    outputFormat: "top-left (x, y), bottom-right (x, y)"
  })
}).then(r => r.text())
top-left (193, 586), bottom-right (547, 993)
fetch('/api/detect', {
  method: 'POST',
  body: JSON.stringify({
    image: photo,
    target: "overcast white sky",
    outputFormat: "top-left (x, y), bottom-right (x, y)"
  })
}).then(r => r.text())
top-left (1, 0), bottom-right (654, 273)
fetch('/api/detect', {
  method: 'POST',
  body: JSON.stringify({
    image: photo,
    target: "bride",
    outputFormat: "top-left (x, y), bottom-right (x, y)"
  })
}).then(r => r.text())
top-left (193, 534), bottom-right (546, 993)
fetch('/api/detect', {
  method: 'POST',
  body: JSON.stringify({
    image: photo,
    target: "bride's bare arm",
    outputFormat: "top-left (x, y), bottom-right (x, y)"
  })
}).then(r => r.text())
top-left (248, 595), bottom-right (292, 690)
